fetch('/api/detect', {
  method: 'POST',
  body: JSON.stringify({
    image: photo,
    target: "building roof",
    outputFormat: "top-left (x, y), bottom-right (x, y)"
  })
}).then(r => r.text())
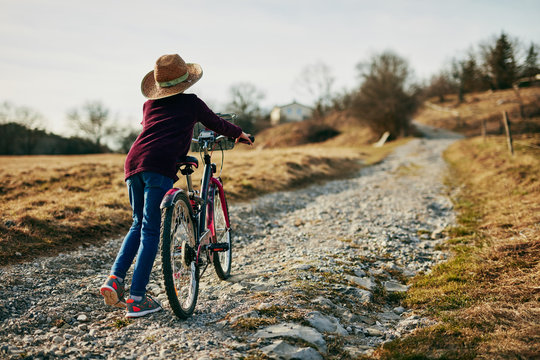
top-left (275, 100), bottom-right (313, 110)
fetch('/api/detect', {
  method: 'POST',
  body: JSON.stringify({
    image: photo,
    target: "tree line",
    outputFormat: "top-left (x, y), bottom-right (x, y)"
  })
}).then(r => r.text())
top-left (232, 31), bottom-right (538, 140)
top-left (425, 32), bottom-right (539, 103)
top-left (0, 102), bottom-right (107, 155)
top-left (2, 32), bottom-right (538, 155)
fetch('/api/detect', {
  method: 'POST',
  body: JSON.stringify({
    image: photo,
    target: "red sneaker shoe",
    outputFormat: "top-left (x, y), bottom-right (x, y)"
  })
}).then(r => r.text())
top-left (99, 275), bottom-right (126, 308)
top-left (126, 295), bottom-right (162, 318)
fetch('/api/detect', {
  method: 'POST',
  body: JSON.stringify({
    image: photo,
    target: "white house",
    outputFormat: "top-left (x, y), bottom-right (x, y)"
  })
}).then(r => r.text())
top-left (270, 101), bottom-right (313, 125)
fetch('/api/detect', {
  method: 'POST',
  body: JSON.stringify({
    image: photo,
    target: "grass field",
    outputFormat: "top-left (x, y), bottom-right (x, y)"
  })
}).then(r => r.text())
top-left (0, 140), bottom-right (404, 266)
top-left (373, 87), bottom-right (540, 359)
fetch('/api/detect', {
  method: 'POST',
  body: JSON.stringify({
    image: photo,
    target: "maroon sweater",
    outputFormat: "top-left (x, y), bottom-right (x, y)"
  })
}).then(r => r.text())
top-left (125, 93), bottom-right (242, 181)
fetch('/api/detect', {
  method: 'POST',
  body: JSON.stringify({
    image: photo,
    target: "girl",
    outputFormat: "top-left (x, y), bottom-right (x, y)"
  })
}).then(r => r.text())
top-left (100, 54), bottom-right (252, 318)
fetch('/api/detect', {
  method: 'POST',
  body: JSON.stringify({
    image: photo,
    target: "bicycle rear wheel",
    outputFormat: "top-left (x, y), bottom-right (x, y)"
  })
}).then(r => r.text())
top-left (212, 185), bottom-right (232, 280)
top-left (161, 191), bottom-right (199, 319)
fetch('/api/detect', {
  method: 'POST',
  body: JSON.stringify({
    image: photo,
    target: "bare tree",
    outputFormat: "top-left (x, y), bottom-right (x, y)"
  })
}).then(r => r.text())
top-left (0, 101), bottom-right (46, 153)
top-left (331, 88), bottom-right (355, 111)
top-left (226, 82), bottom-right (265, 134)
top-left (425, 71), bottom-right (457, 103)
top-left (0, 101), bottom-right (45, 129)
top-left (295, 62), bottom-right (335, 118)
top-left (353, 51), bottom-right (418, 138)
top-left (67, 101), bottom-right (115, 147)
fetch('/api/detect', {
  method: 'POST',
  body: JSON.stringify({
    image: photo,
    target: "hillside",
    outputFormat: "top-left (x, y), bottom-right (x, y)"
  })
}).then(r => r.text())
top-left (414, 86), bottom-right (540, 137)
top-left (255, 111), bottom-right (379, 148)
top-left (256, 86), bottom-right (540, 150)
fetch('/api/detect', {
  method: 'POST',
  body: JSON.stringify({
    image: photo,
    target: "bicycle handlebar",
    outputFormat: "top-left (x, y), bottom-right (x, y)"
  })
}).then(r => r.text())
top-left (189, 129), bottom-right (254, 179)
top-left (236, 135), bottom-right (255, 144)
top-left (191, 133), bottom-right (255, 146)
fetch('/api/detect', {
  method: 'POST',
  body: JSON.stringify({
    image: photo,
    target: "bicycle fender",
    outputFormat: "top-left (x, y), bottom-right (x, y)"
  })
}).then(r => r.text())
top-left (160, 188), bottom-right (185, 209)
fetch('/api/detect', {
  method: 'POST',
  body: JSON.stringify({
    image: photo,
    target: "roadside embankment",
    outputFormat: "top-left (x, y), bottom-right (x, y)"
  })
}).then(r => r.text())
top-left (375, 134), bottom-right (540, 359)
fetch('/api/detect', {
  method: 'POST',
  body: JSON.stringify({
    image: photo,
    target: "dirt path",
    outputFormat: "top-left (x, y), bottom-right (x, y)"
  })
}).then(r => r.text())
top-left (0, 127), bottom-right (462, 359)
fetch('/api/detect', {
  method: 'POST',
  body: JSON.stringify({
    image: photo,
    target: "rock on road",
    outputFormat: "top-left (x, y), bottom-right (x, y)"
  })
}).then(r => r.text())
top-left (0, 125), bottom-right (462, 359)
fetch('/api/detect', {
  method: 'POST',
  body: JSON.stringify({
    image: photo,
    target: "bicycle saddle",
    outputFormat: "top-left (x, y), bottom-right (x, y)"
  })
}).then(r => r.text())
top-left (176, 155), bottom-right (199, 168)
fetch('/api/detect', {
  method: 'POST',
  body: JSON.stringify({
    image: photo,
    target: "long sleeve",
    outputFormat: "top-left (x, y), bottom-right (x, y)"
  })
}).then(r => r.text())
top-left (195, 97), bottom-right (243, 139)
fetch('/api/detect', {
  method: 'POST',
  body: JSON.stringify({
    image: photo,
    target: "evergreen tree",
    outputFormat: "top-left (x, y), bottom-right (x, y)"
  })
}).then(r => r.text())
top-left (487, 32), bottom-right (518, 89)
top-left (462, 55), bottom-right (482, 93)
top-left (451, 59), bottom-right (466, 102)
top-left (521, 43), bottom-right (539, 79)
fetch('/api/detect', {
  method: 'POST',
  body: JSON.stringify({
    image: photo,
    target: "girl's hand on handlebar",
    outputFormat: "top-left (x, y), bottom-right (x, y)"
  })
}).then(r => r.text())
top-left (236, 132), bottom-right (253, 146)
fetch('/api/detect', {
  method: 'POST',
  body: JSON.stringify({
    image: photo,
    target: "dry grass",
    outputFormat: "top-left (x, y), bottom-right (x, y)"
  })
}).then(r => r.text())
top-left (188, 141), bottom-right (407, 202)
top-left (0, 154), bottom-right (131, 266)
top-left (0, 138), bottom-right (404, 266)
top-left (415, 87), bottom-right (540, 137)
top-left (256, 111), bottom-right (379, 148)
top-left (375, 134), bottom-right (540, 359)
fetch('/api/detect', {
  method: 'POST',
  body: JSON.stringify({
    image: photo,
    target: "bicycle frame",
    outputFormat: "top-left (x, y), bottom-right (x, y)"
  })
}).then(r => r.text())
top-left (161, 133), bottom-right (231, 277)
top-left (159, 121), bottom-right (253, 318)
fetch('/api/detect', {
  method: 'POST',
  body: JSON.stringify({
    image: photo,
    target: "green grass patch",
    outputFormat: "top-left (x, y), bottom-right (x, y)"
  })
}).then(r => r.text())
top-left (112, 318), bottom-right (131, 329)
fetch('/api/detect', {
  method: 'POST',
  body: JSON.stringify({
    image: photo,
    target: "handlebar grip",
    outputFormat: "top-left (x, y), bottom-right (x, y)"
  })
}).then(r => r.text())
top-left (238, 136), bottom-right (255, 144)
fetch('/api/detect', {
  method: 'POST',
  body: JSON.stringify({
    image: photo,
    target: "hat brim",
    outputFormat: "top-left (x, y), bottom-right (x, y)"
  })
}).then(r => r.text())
top-left (141, 63), bottom-right (203, 99)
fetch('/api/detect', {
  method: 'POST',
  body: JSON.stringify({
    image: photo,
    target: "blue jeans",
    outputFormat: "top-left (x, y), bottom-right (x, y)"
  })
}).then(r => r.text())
top-left (111, 172), bottom-right (173, 297)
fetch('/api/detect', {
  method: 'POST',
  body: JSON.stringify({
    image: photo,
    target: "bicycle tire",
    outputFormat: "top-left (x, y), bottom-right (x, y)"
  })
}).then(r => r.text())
top-left (160, 191), bottom-right (199, 319)
top-left (212, 185), bottom-right (232, 280)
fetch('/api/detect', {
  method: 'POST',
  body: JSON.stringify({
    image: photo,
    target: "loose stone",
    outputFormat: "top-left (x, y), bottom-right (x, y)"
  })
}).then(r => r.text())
top-left (0, 127), bottom-right (459, 359)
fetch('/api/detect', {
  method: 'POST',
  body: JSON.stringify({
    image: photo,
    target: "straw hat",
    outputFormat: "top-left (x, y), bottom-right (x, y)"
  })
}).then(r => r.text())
top-left (141, 54), bottom-right (203, 99)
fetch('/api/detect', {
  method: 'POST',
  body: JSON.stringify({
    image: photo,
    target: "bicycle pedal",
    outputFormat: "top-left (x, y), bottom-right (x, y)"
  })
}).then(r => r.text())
top-left (207, 243), bottom-right (230, 252)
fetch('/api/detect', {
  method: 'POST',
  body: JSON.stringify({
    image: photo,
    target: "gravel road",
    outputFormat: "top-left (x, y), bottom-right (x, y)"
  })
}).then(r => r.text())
top-left (0, 125), bottom-right (462, 359)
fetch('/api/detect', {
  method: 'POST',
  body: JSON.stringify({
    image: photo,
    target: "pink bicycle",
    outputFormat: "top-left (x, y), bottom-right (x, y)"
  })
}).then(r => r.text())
top-left (159, 114), bottom-right (254, 319)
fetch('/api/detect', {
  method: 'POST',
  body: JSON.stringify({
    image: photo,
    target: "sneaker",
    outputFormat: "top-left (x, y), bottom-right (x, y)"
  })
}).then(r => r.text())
top-left (126, 295), bottom-right (162, 318)
top-left (99, 275), bottom-right (126, 308)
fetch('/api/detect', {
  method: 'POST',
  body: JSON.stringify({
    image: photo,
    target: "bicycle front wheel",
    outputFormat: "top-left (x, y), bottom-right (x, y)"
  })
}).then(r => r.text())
top-left (212, 186), bottom-right (232, 280)
top-left (161, 191), bottom-right (199, 319)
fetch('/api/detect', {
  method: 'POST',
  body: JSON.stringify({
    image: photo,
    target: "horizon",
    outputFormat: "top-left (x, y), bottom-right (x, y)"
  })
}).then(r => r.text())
top-left (1, 0), bottom-right (539, 137)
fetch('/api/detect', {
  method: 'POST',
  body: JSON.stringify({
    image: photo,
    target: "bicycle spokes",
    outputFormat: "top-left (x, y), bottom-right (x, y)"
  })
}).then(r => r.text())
top-left (212, 188), bottom-right (232, 280)
top-left (160, 192), bottom-right (199, 319)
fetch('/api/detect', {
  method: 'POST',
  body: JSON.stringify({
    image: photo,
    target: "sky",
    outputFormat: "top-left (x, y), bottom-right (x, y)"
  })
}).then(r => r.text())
top-left (1, 0), bottom-right (539, 136)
